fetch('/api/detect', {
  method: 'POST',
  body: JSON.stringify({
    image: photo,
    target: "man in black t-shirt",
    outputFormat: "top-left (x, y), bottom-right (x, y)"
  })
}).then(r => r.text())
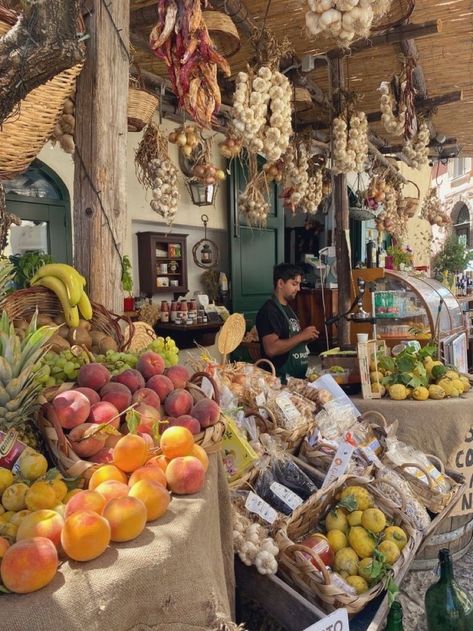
top-left (255, 263), bottom-right (319, 381)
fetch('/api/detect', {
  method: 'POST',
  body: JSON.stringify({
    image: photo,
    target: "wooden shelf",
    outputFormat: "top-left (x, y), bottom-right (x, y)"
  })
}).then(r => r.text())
top-left (155, 257), bottom-right (183, 261)
top-left (138, 232), bottom-right (188, 297)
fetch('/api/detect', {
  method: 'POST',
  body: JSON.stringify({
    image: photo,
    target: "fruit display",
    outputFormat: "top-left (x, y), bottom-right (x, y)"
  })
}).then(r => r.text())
top-left (369, 344), bottom-right (471, 400)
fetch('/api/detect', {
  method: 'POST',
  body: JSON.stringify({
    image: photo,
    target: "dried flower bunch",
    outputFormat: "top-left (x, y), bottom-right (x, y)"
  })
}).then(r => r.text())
top-left (420, 189), bottom-right (451, 228)
top-left (332, 108), bottom-right (368, 174)
top-left (305, 0), bottom-right (393, 45)
top-left (402, 121), bottom-right (430, 169)
top-left (135, 123), bottom-right (179, 224)
top-left (281, 143), bottom-right (310, 212)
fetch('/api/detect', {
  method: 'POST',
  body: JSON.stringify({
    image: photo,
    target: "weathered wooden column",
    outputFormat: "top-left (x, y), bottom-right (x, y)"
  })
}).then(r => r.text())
top-left (328, 57), bottom-right (352, 347)
top-left (73, 2), bottom-right (129, 312)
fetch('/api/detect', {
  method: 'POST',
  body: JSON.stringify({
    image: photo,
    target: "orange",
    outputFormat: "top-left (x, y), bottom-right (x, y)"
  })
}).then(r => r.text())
top-left (159, 426), bottom-right (194, 460)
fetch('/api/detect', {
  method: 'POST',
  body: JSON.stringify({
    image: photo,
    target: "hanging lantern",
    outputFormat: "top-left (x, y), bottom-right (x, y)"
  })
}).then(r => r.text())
top-left (192, 214), bottom-right (220, 269)
top-left (186, 180), bottom-right (218, 207)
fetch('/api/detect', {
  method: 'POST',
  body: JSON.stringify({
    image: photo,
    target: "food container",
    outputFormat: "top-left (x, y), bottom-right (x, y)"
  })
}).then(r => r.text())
top-left (320, 368), bottom-right (350, 385)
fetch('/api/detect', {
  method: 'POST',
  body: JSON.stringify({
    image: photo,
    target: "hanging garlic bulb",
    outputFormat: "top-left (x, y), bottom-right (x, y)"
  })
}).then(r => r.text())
top-left (302, 167), bottom-right (324, 214)
top-left (420, 189), bottom-right (451, 227)
top-left (402, 122), bottom-right (430, 169)
top-left (378, 81), bottom-right (406, 137)
top-left (332, 110), bottom-right (368, 174)
top-left (51, 96), bottom-right (76, 154)
top-left (282, 144), bottom-right (310, 211)
top-left (148, 157), bottom-right (179, 225)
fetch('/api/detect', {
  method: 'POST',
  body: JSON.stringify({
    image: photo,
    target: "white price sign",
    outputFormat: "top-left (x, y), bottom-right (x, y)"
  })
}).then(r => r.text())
top-left (302, 609), bottom-right (349, 631)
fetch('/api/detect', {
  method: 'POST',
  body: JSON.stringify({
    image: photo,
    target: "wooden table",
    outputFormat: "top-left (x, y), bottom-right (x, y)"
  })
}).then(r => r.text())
top-left (155, 320), bottom-right (222, 349)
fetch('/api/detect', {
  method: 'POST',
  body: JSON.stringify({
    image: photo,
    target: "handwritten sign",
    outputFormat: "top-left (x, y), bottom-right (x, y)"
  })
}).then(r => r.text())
top-left (451, 424), bottom-right (473, 516)
top-left (302, 608), bottom-right (349, 631)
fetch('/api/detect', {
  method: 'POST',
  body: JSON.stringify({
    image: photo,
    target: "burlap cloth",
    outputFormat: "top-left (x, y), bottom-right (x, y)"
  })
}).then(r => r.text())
top-left (2, 455), bottom-right (236, 631)
top-left (353, 391), bottom-right (473, 470)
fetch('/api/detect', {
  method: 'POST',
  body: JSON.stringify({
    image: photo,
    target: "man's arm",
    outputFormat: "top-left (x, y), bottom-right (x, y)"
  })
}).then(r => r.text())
top-left (262, 326), bottom-right (319, 358)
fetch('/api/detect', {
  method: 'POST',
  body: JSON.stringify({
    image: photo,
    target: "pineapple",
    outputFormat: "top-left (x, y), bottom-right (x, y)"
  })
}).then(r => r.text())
top-left (0, 311), bottom-right (55, 450)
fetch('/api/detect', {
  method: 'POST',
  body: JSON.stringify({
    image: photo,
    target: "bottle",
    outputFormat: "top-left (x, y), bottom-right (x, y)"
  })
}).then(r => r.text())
top-left (179, 300), bottom-right (188, 324)
top-left (384, 601), bottom-right (404, 631)
top-left (366, 231), bottom-right (376, 268)
top-left (160, 300), bottom-right (170, 324)
top-left (170, 301), bottom-right (178, 323)
top-left (425, 548), bottom-right (473, 631)
top-left (376, 241), bottom-right (387, 269)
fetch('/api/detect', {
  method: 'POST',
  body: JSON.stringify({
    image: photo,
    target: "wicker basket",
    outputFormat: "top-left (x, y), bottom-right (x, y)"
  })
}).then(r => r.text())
top-left (399, 180), bottom-right (421, 218)
top-left (187, 372), bottom-right (226, 453)
top-left (203, 10), bottom-right (240, 58)
top-left (0, 13), bottom-right (83, 179)
top-left (0, 286), bottom-right (134, 351)
top-left (276, 474), bottom-right (419, 615)
top-left (128, 82), bottom-right (159, 132)
top-left (293, 87), bottom-right (313, 113)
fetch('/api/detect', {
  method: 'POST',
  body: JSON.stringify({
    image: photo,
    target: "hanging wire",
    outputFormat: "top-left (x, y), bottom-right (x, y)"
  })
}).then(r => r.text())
top-left (99, 0), bottom-right (132, 63)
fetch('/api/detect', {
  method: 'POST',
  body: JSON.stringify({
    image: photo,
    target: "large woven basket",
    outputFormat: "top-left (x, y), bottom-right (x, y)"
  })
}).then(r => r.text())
top-left (203, 10), bottom-right (240, 58)
top-left (399, 180), bottom-right (421, 218)
top-left (185, 372), bottom-right (226, 453)
top-left (276, 474), bottom-right (419, 615)
top-left (128, 82), bottom-right (159, 132)
top-left (1, 286), bottom-right (134, 351)
top-left (0, 12), bottom-right (83, 179)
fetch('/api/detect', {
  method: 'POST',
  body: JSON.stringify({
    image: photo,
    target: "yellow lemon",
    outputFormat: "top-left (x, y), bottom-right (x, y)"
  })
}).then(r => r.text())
top-left (383, 526), bottom-right (408, 551)
top-left (25, 481), bottom-right (57, 511)
top-left (428, 385), bottom-right (445, 400)
top-left (0, 467), bottom-right (14, 494)
top-left (361, 508), bottom-right (386, 534)
top-left (460, 376), bottom-right (471, 392)
top-left (0, 511), bottom-right (15, 523)
top-left (389, 384), bottom-right (408, 400)
top-left (413, 386), bottom-right (429, 401)
top-left (50, 478), bottom-right (68, 503)
top-left (334, 547), bottom-right (359, 575)
top-left (358, 557), bottom-right (377, 582)
top-left (326, 529), bottom-right (348, 554)
top-left (348, 526), bottom-right (377, 559)
top-left (19, 451), bottom-right (48, 481)
top-left (378, 540), bottom-right (401, 565)
top-left (1, 482), bottom-right (28, 511)
top-left (347, 510), bottom-right (363, 527)
top-left (340, 486), bottom-right (374, 511)
top-left (371, 383), bottom-right (386, 396)
top-left (325, 508), bottom-right (349, 534)
top-left (346, 575), bottom-right (369, 594)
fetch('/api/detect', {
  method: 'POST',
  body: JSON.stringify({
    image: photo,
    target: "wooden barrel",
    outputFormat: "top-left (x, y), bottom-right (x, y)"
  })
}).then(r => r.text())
top-left (412, 513), bottom-right (473, 570)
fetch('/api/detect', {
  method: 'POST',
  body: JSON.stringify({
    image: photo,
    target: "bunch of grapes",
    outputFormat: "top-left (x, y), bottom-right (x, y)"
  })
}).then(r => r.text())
top-left (94, 350), bottom-right (139, 375)
top-left (32, 350), bottom-right (90, 388)
top-left (147, 336), bottom-right (179, 367)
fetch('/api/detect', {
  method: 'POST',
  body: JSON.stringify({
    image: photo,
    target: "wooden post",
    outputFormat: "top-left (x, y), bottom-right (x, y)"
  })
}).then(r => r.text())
top-left (329, 57), bottom-right (352, 348)
top-left (73, 1), bottom-right (129, 312)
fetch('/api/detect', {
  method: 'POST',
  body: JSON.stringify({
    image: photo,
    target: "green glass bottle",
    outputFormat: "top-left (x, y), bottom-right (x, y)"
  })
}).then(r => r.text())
top-left (425, 548), bottom-right (473, 631)
top-left (384, 600), bottom-right (404, 631)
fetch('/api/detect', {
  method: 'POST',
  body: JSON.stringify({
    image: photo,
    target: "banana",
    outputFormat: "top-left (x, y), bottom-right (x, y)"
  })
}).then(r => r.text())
top-left (77, 290), bottom-right (93, 320)
top-left (32, 276), bottom-right (80, 328)
top-left (31, 264), bottom-right (83, 307)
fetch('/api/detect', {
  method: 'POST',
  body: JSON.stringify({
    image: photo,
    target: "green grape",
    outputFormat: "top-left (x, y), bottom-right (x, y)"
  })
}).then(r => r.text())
top-left (45, 377), bottom-right (56, 388)
top-left (56, 357), bottom-right (67, 369)
top-left (44, 351), bottom-right (57, 362)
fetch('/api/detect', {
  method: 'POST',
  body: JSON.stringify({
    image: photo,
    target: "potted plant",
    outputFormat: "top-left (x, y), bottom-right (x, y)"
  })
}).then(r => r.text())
top-left (432, 235), bottom-right (473, 289)
top-left (121, 255), bottom-right (134, 312)
top-left (386, 245), bottom-right (413, 271)
top-left (9, 251), bottom-right (53, 290)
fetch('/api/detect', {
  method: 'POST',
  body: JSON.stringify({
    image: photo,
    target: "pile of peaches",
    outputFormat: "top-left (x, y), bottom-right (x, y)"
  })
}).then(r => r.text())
top-left (44, 350), bottom-right (221, 463)
top-left (0, 425), bottom-right (210, 594)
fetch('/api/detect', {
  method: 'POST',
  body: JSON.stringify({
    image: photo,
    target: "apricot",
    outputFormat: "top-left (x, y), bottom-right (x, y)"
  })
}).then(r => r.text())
top-left (170, 414), bottom-right (200, 435)
top-left (147, 374), bottom-right (174, 400)
top-left (65, 489), bottom-right (107, 518)
top-left (69, 423), bottom-right (107, 458)
top-left (61, 510), bottom-right (111, 561)
top-left (146, 455), bottom-right (169, 473)
top-left (160, 426), bottom-right (194, 460)
top-left (63, 488), bottom-right (82, 504)
top-left (129, 480), bottom-right (170, 522)
top-left (16, 509), bottom-right (64, 550)
top-left (89, 464), bottom-right (128, 490)
top-left (75, 387), bottom-right (101, 405)
top-left (135, 403), bottom-right (160, 434)
top-left (0, 467), bottom-right (14, 494)
top-left (190, 444), bottom-right (209, 472)
top-left (164, 389), bottom-right (193, 418)
top-left (19, 451), bottom-right (48, 481)
top-left (128, 465), bottom-right (166, 489)
top-left (25, 481), bottom-right (61, 511)
top-left (113, 434), bottom-right (149, 473)
top-left (1, 537), bottom-right (58, 593)
top-left (78, 362), bottom-right (111, 391)
top-left (112, 368), bottom-right (145, 393)
top-left (94, 480), bottom-right (129, 504)
top-left (52, 389), bottom-right (91, 430)
top-left (166, 456), bottom-right (205, 495)
top-left (191, 399), bottom-right (220, 428)
top-left (0, 535), bottom-right (10, 559)
top-left (136, 351), bottom-right (165, 380)
top-left (165, 365), bottom-right (190, 389)
top-left (103, 496), bottom-right (147, 542)
top-left (50, 477), bottom-right (68, 503)
top-left (132, 387), bottom-right (161, 409)
top-left (88, 401), bottom-right (121, 427)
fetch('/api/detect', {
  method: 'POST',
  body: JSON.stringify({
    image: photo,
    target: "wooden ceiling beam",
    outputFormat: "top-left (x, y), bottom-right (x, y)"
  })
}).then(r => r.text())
top-left (365, 90), bottom-right (463, 123)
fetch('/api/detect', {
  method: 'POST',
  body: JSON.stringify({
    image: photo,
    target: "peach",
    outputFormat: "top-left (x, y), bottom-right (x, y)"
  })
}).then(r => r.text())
top-left (165, 365), bottom-right (190, 389)
top-left (78, 362), bottom-right (111, 391)
top-left (128, 465), bottom-right (167, 489)
top-left (160, 426), bottom-right (194, 460)
top-left (64, 489), bottom-right (107, 518)
top-left (74, 387), bottom-right (100, 406)
top-left (146, 455), bottom-right (169, 473)
top-left (103, 496), bottom-right (147, 542)
top-left (190, 444), bottom-right (209, 472)
top-left (191, 399), bottom-right (221, 428)
top-left (113, 434), bottom-right (149, 473)
top-left (0, 535), bottom-right (10, 559)
top-left (170, 414), bottom-right (201, 435)
top-left (136, 351), bottom-right (165, 380)
top-left (16, 509), bottom-right (64, 550)
top-left (132, 387), bottom-right (161, 409)
top-left (69, 423), bottom-right (107, 458)
top-left (147, 374), bottom-right (174, 401)
top-left (1, 537), bottom-right (58, 593)
top-left (101, 390), bottom-right (132, 415)
top-left (135, 403), bottom-right (160, 434)
top-left (92, 447), bottom-right (114, 464)
top-left (61, 510), bottom-right (111, 561)
top-left (138, 432), bottom-right (154, 449)
top-left (52, 390), bottom-right (91, 430)
top-left (105, 433), bottom-right (122, 449)
top-left (94, 480), bottom-right (129, 504)
top-left (129, 479), bottom-right (170, 522)
top-left (164, 389), bottom-right (193, 417)
top-left (112, 368), bottom-right (145, 393)
top-left (100, 382), bottom-right (131, 398)
top-left (165, 456), bottom-right (205, 495)
top-left (88, 464), bottom-right (128, 490)
top-left (63, 489), bottom-right (82, 504)
top-left (88, 401), bottom-right (121, 427)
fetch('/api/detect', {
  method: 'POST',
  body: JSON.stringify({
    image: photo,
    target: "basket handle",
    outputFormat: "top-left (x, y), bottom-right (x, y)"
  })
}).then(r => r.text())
top-left (284, 543), bottom-right (332, 585)
top-left (252, 404), bottom-right (277, 431)
top-left (405, 180), bottom-right (420, 200)
top-left (189, 371), bottom-right (221, 405)
top-left (243, 408), bottom-right (271, 433)
top-left (359, 410), bottom-right (388, 430)
top-left (371, 477), bottom-right (407, 512)
top-left (44, 403), bottom-right (70, 454)
top-left (397, 462), bottom-right (437, 490)
top-left (254, 358), bottom-right (276, 377)
top-left (426, 453), bottom-right (445, 474)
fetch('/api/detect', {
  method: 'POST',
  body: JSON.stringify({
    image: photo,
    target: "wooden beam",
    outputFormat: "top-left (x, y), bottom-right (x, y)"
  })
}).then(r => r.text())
top-left (364, 90), bottom-right (463, 123)
top-left (378, 138), bottom-right (457, 154)
top-left (130, 4), bottom-right (157, 29)
top-left (368, 141), bottom-right (408, 184)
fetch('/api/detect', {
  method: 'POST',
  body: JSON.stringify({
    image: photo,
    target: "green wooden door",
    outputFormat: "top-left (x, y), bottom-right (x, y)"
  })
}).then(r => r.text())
top-left (229, 158), bottom-right (285, 328)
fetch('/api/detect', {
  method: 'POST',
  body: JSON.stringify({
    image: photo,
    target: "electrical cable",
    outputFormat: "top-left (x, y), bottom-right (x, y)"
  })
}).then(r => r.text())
top-left (99, 0), bottom-right (132, 63)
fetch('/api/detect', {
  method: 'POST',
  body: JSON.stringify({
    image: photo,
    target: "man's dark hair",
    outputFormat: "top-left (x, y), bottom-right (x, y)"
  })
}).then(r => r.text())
top-left (273, 263), bottom-right (303, 287)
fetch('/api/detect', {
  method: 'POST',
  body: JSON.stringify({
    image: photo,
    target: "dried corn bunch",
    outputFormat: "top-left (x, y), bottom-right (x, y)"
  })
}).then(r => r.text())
top-left (51, 95), bottom-right (76, 154)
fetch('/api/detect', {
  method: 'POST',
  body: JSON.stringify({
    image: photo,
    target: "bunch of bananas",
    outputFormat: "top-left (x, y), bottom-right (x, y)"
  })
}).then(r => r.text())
top-left (30, 264), bottom-right (92, 328)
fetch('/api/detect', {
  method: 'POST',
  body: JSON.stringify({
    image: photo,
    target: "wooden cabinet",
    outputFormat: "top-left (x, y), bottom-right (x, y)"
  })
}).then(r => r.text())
top-left (293, 288), bottom-right (338, 351)
top-left (137, 232), bottom-right (188, 297)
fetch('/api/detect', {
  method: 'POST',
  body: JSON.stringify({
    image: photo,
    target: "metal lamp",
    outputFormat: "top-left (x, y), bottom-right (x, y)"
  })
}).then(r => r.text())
top-left (187, 180), bottom-right (218, 206)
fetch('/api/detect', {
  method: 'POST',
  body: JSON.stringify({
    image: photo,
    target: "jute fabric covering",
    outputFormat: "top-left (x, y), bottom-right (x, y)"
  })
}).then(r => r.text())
top-left (3, 455), bottom-right (235, 631)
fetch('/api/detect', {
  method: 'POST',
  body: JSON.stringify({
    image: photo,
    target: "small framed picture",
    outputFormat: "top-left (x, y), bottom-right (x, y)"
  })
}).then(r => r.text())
top-left (157, 277), bottom-right (169, 288)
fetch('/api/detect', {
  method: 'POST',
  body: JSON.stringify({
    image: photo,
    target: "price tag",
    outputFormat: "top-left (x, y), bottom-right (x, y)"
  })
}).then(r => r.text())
top-left (302, 608), bottom-right (350, 631)
top-left (275, 394), bottom-right (300, 428)
top-left (322, 438), bottom-right (355, 490)
top-left (200, 377), bottom-right (214, 399)
top-left (270, 482), bottom-right (303, 511)
top-left (245, 491), bottom-right (278, 524)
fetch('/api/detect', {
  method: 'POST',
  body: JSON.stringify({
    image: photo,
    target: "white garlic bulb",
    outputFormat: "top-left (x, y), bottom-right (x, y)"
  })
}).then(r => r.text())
top-left (402, 121), bottom-right (430, 169)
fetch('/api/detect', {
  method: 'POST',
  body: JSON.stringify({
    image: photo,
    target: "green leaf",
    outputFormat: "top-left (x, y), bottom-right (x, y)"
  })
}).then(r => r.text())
top-left (407, 375), bottom-right (422, 389)
top-left (126, 409), bottom-right (140, 434)
top-left (337, 495), bottom-right (358, 513)
top-left (418, 344), bottom-right (438, 360)
top-left (397, 355), bottom-right (416, 373)
top-left (387, 576), bottom-right (400, 607)
top-left (378, 356), bottom-right (395, 373)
